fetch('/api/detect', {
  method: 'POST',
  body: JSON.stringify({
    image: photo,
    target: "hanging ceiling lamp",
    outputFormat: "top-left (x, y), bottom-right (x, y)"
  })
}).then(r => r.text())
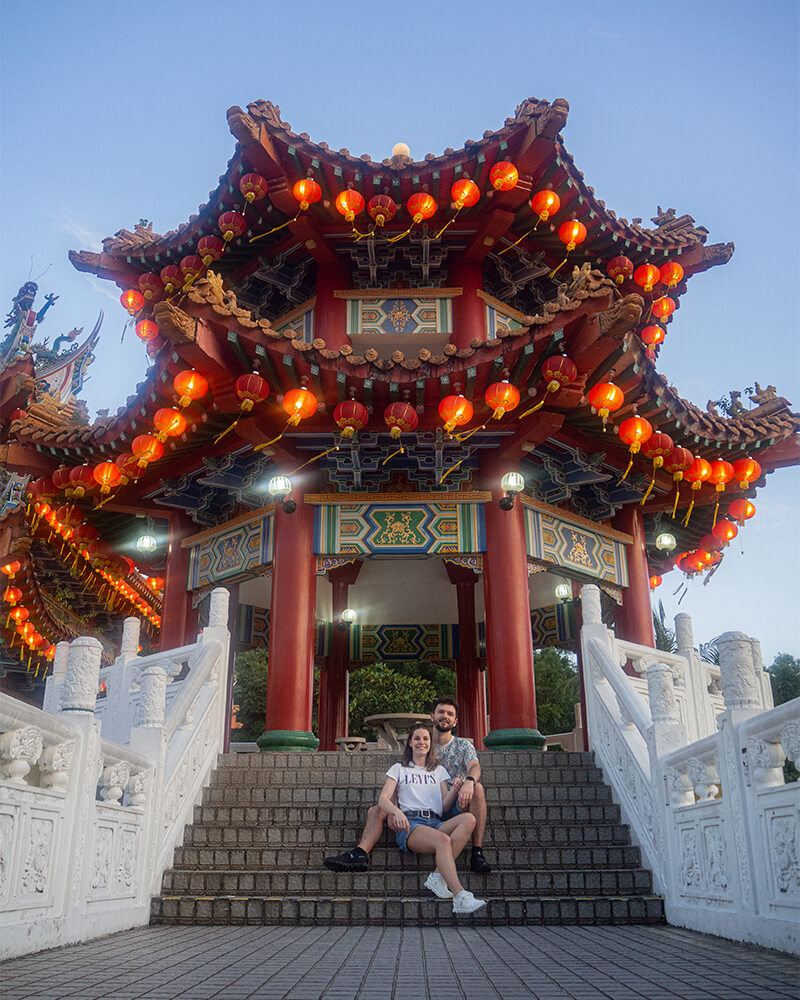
top-left (586, 380), bottom-right (624, 430)
top-left (607, 255), bottom-right (634, 284)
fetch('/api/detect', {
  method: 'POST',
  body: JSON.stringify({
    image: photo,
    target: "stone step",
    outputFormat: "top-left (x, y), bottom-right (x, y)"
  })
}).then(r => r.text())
top-left (200, 783), bottom-right (613, 807)
top-left (217, 750), bottom-right (596, 771)
top-left (150, 893), bottom-right (665, 927)
top-left (180, 820), bottom-right (632, 849)
top-left (171, 843), bottom-right (643, 872)
top-left (161, 868), bottom-right (654, 897)
top-left (191, 802), bottom-right (622, 828)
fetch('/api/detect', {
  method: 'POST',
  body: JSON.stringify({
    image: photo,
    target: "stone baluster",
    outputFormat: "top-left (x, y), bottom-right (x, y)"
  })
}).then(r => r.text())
top-left (120, 617), bottom-right (140, 661)
top-left (747, 737), bottom-right (786, 788)
top-left (52, 641), bottom-right (70, 681)
top-left (664, 764), bottom-right (695, 807)
top-left (580, 584), bottom-right (602, 625)
top-left (60, 637), bottom-right (103, 713)
top-left (134, 664), bottom-right (168, 728)
top-left (207, 587), bottom-right (230, 629)
top-left (0, 726), bottom-right (44, 783)
top-left (647, 662), bottom-right (680, 726)
top-left (674, 612), bottom-right (694, 656)
top-left (99, 760), bottom-right (131, 803)
top-left (781, 721), bottom-right (800, 769)
top-left (687, 756), bottom-right (721, 800)
top-left (39, 739), bottom-right (76, 791)
top-left (717, 632), bottom-right (761, 712)
top-left (125, 771), bottom-right (147, 808)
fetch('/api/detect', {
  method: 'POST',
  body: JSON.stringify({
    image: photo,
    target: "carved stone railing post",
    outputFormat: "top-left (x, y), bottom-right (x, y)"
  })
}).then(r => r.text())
top-left (687, 756), bottom-right (721, 801)
top-left (120, 617), bottom-right (140, 661)
top-left (664, 764), bottom-right (695, 807)
top-left (52, 641), bottom-right (70, 681)
top-left (781, 721), bottom-right (800, 769)
top-left (60, 637), bottom-right (103, 713)
top-left (99, 760), bottom-right (130, 803)
top-left (207, 587), bottom-right (230, 629)
top-left (647, 662), bottom-right (681, 726)
top-left (674, 613), bottom-right (694, 656)
top-left (0, 726), bottom-right (44, 783)
top-left (718, 632), bottom-right (761, 712)
top-left (39, 739), bottom-right (76, 791)
top-left (580, 584), bottom-right (602, 625)
top-left (134, 664), bottom-right (168, 728)
top-left (747, 737), bottom-right (786, 789)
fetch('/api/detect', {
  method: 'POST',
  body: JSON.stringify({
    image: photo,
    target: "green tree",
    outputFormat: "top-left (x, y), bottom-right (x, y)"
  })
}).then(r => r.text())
top-left (231, 647), bottom-right (268, 741)
top-left (768, 653), bottom-right (800, 706)
top-left (533, 647), bottom-right (580, 735)
top-left (653, 601), bottom-right (676, 653)
top-left (393, 660), bottom-right (457, 699)
top-left (348, 662), bottom-right (437, 739)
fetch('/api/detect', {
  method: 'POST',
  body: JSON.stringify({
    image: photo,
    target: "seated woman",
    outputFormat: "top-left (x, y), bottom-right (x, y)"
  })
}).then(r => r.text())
top-left (378, 723), bottom-right (487, 915)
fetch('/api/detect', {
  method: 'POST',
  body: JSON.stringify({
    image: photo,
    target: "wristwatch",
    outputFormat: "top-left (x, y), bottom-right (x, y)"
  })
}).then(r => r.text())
top-left (465, 776), bottom-right (475, 782)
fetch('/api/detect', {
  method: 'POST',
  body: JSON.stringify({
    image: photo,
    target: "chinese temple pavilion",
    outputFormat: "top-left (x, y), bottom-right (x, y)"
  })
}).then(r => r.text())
top-left (1, 96), bottom-right (797, 750)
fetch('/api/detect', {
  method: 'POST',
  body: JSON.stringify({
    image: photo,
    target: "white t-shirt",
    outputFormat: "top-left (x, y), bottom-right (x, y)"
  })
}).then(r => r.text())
top-left (386, 762), bottom-right (450, 814)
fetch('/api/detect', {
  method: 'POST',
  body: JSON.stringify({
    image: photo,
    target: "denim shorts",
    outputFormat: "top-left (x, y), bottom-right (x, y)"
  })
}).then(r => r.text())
top-left (442, 799), bottom-right (463, 821)
top-left (395, 812), bottom-right (443, 853)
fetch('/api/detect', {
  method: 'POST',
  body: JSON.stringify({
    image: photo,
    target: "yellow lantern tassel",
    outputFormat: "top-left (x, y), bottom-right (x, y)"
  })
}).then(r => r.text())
top-left (517, 397), bottom-right (548, 419)
top-left (213, 415), bottom-right (241, 444)
top-left (682, 496), bottom-right (696, 527)
top-left (253, 420), bottom-right (292, 452)
top-left (291, 445), bottom-right (340, 475)
top-left (432, 206), bottom-right (462, 241)
top-left (671, 484), bottom-right (681, 519)
top-left (618, 456), bottom-right (634, 483)
top-left (439, 457), bottom-right (466, 484)
top-left (249, 212), bottom-right (301, 243)
top-left (382, 445), bottom-right (405, 465)
top-left (498, 226), bottom-right (536, 256)
top-left (712, 499), bottom-right (720, 529)
top-left (549, 255), bottom-right (570, 278)
top-left (640, 473), bottom-right (657, 506)
top-left (452, 423), bottom-right (486, 444)
top-left (386, 226), bottom-right (413, 245)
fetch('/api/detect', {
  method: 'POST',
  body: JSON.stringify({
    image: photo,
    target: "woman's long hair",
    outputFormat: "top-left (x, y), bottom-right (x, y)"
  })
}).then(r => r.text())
top-left (400, 723), bottom-right (437, 771)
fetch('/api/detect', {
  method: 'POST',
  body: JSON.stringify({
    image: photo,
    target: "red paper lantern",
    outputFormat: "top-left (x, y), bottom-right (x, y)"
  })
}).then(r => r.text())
top-left (218, 211), bottom-right (247, 243)
top-left (531, 190), bottom-right (561, 222)
top-left (728, 499), bottom-right (756, 525)
top-left (72, 524), bottom-right (99, 545)
top-left (282, 386), bottom-right (318, 424)
top-left (132, 433), bottom-right (165, 467)
top-left (652, 296), bottom-right (676, 322)
top-left (180, 255), bottom-right (206, 285)
top-left (120, 289), bottom-right (144, 316)
top-left (709, 460), bottom-right (734, 492)
top-left (55, 504), bottom-right (82, 528)
top-left (335, 189), bottom-right (366, 222)
top-left (407, 192), bottom-right (437, 223)
top-left (557, 219), bottom-right (587, 251)
top-left (44, 644), bottom-right (56, 660)
top-left (146, 576), bottom-right (165, 591)
top-left (586, 381), bottom-right (624, 428)
top-left (484, 380), bottom-right (520, 420)
top-left (641, 325), bottom-right (666, 351)
top-left (197, 235), bottom-right (225, 265)
top-left (160, 265), bottom-right (183, 295)
top-left (649, 575), bottom-right (662, 590)
top-left (135, 319), bottom-right (159, 342)
top-left (607, 255), bottom-right (633, 284)
top-left (682, 456), bottom-right (712, 525)
top-left (367, 195), bottom-right (397, 227)
top-left (29, 477), bottom-right (57, 502)
top-left (384, 401), bottom-right (418, 439)
top-left (334, 399), bottom-right (369, 439)
top-left (664, 446), bottom-right (694, 517)
top-left (9, 606), bottom-right (28, 622)
top-left (642, 432), bottom-right (674, 469)
top-left (712, 519), bottom-right (738, 544)
top-left (3, 585), bottom-right (22, 605)
top-left (700, 533), bottom-right (724, 554)
top-left (634, 264), bottom-right (660, 293)
top-left (9, 409), bottom-right (26, 421)
top-left (154, 408), bottom-right (187, 441)
top-left (69, 465), bottom-right (96, 498)
top-left (618, 415), bottom-right (653, 480)
top-left (293, 178), bottom-right (322, 211)
top-left (1, 560), bottom-right (21, 578)
top-left (451, 178), bottom-right (480, 209)
top-left (235, 373), bottom-right (270, 413)
top-left (174, 369), bottom-right (209, 408)
top-left (92, 461), bottom-right (121, 495)
top-left (116, 454), bottom-right (140, 485)
top-left (239, 172), bottom-right (269, 204)
top-left (732, 457), bottom-right (761, 488)
top-left (439, 393), bottom-right (473, 434)
top-left (541, 355), bottom-right (577, 394)
top-left (489, 161), bottom-right (519, 191)
top-left (52, 467), bottom-right (73, 494)
top-left (660, 261), bottom-right (684, 288)
top-left (138, 273), bottom-right (165, 303)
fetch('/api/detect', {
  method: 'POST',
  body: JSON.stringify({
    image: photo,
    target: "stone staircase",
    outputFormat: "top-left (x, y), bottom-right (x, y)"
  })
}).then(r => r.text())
top-left (150, 749), bottom-right (665, 927)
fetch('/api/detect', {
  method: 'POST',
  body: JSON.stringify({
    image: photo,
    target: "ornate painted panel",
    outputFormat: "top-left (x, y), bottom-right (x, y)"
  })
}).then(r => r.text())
top-left (272, 302), bottom-right (314, 343)
top-left (187, 511), bottom-right (274, 590)
top-left (344, 295), bottom-right (452, 337)
top-left (477, 603), bottom-right (575, 654)
top-left (349, 623), bottom-right (458, 662)
top-left (313, 502), bottom-right (485, 556)
top-left (524, 506), bottom-right (628, 586)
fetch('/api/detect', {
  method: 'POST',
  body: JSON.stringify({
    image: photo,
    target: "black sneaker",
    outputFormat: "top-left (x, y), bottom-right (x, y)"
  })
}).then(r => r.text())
top-left (323, 847), bottom-right (369, 872)
top-left (470, 847), bottom-right (491, 874)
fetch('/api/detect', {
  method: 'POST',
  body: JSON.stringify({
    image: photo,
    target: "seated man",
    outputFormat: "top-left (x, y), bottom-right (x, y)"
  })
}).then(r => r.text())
top-left (324, 696), bottom-right (491, 874)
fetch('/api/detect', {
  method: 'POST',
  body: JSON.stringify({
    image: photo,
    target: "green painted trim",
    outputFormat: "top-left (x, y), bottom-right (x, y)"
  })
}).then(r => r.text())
top-left (483, 728), bottom-right (546, 750)
top-left (257, 730), bottom-right (320, 752)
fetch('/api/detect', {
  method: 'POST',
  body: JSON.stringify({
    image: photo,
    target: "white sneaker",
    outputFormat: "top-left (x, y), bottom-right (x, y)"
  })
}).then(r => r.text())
top-left (452, 890), bottom-right (487, 914)
top-left (424, 872), bottom-right (453, 899)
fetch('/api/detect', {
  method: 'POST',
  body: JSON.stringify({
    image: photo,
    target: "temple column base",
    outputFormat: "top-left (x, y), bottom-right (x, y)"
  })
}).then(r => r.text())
top-left (257, 729), bottom-right (320, 752)
top-left (483, 727), bottom-right (546, 750)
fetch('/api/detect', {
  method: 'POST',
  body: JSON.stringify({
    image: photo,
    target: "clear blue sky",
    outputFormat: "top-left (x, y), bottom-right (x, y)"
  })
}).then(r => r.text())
top-left (2, 0), bottom-right (798, 663)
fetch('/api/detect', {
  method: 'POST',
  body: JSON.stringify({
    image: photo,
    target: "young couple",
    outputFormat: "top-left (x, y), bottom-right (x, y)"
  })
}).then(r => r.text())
top-left (324, 697), bottom-right (491, 915)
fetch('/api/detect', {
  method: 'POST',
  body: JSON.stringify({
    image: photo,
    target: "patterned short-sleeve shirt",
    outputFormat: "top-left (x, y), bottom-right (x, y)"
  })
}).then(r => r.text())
top-left (434, 736), bottom-right (478, 780)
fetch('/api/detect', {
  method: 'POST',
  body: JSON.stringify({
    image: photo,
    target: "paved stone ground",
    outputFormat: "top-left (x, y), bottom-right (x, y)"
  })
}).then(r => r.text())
top-left (1, 925), bottom-right (797, 1000)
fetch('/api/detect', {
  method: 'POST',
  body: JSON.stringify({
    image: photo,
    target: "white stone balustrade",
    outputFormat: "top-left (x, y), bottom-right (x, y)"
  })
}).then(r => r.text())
top-left (1, 587), bottom-right (231, 961)
top-left (580, 583), bottom-right (799, 956)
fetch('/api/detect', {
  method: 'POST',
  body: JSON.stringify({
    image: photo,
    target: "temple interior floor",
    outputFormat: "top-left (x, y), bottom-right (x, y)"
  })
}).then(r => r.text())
top-left (1, 924), bottom-right (796, 1000)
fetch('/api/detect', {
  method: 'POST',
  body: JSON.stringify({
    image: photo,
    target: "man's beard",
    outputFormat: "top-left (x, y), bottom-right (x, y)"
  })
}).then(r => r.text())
top-left (434, 721), bottom-right (453, 732)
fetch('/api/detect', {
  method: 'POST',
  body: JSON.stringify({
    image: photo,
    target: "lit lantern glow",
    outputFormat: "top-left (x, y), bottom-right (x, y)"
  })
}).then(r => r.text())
top-left (557, 219), bottom-right (586, 251)
top-left (407, 192), bottom-right (437, 224)
top-left (586, 381), bottom-right (624, 429)
top-left (682, 456), bottom-right (712, 526)
top-left (334, 399), bottom-right (369, 439)
top-left (120, 289), bottom-right (144, 316)
top-left (160, 265), bottom-right (183, 295)
top-left (649, 575), bottom-right (662, 590)
top-left (335, 188), bottom-right (366, 222)
top-left (451, 179), bottom-right (480, 209)
top-left (197, 235), bottom-right (225, 265)
top-left (135, 319), bottom-right (159, 342)
top-left (138, 273), bottom-right (165, 303)
top-left (384, 401), bottom-right (419, 439)
top-left (641, 324), bottom-right (666, 357)
top-left (664, 446), bottom-right (694, 518)
top-left (367, 194), bottom-right (397, 227)
top-left (484, 380), bottom-right (520, 420)
top-left (639, 431), bottom-right (674, 503)
top-left (282, 386), bottom-right (318, 425)
top-left (1, 560), bottom-right (21, 579)
top-left (439, 393), bottom-right (474, 434)
top-left (617, 415), bottom-right (653, 481)
top-left (708, 459), bottom-right (734, 527)
top-left (634, 264), bottom-right (660, 293)
top-left (3, 586), bottom-right (22, 605)
top-left (239, 172), bottom-right (269, 204)
top-left (660, 261), bottom-right (684, 288)
top-left (173, 369), bottom-right (209, 408)
top-left (732, 457), bottom-right (761, 488)
top-left (93, 462), bottom-right (121, 495)
top-left (652, 296), bottom-right (676, 322)
top-left (293, 178), bottom-right (322, 211)
top-left (607, 255), bottom-right (633, 284)
top-left (531, 190), bottom-right (561, 222)
top-left (9, 606), bottom-right (28, 623)
top-left (146, 576), bottom-right (165, 591)
top-left (489, 161), bottom-right (519, 191)
top-left (728, 499), bottom-right (756, 525)
top-left (712, 519), bottom-right (738, 544)
top-left (153, 408), bottom-right (188, 441)
top-left (132, 433), bottom-right (165, 468)
top-left (218, 211), bottom-right (247, 243)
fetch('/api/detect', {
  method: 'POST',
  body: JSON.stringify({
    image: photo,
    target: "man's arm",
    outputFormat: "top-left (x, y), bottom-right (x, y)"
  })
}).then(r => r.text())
top-left (457, 749), bottom-right (481, 808)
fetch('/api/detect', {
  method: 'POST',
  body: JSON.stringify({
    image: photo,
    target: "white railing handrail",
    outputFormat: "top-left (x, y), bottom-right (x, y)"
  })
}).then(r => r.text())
top-left (615, 639), bottom-right (686, 669)
top-left (163, 638), bottom-right (223, 740)
top-left (586, 634), bottom-right (652, 735)
top-left (102, 642), bottom-right (200, 677)
top-left (661, 731), bottom-right (721, 770)
top-left (739, 698), bottom-right (798, 741)
top-left (0, 696), bottom-right (80, 743)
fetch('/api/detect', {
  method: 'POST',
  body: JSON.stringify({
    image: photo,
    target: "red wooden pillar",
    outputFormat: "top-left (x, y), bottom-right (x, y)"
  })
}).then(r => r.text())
top-left (482, 456), bottom-right (544, 749)
top-left (160, 513), bottom-right (196, 650)
top-left (318, 561), bottom-right (362, 751)
top-left (445, 563), bottom-right (487, 747)
top-left (448, 254), bottom-right (485, 350)
top-left (612, 505), bottom-right (655, 648)
top-left (258, 499), bottom-right (319, 751)
top-left (314, 262), bottom-right (349, 351)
